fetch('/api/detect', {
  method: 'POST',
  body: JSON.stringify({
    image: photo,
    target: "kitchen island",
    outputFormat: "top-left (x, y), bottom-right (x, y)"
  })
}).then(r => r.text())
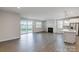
top-left (63, 29), bottom-right (76, 44)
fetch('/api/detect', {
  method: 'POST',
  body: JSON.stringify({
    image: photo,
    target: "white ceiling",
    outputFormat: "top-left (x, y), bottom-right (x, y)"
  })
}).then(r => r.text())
top-left (0, 7), bottom-right (79, 20)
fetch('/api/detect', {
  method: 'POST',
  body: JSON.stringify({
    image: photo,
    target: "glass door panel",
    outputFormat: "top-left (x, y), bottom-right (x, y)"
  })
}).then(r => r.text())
top-left (20, 20), bottom-right (33, 34)
top-left (27, 21), bottom-right (32, 32)
top-left (21, 20), bottom-right (28, 34)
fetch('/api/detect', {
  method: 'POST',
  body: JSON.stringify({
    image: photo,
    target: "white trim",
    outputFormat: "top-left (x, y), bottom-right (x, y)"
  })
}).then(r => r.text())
top-left (0, 37), bottom-right (20, 42)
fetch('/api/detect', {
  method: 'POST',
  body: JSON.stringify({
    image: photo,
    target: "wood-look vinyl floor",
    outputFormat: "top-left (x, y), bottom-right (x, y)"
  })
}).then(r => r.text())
top-left (0, 33), bottom-right (79, 52)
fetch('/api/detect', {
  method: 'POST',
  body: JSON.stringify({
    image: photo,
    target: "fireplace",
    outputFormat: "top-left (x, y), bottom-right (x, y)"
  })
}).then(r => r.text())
top-left (48, 27), bottom-right (53, 33)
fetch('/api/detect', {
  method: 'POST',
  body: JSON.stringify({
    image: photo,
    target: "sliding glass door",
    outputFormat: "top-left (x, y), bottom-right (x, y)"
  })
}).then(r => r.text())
top-left (21, 19), bottom-right (28, 34)
top-left (20, 19), bottom-right (33, 34)
top-left (27, 21), bottom-right (32, 33)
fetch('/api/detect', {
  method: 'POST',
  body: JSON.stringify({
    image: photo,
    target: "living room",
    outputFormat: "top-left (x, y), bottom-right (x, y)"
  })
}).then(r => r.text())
top-left (0, 7), bottom-right (79, 52)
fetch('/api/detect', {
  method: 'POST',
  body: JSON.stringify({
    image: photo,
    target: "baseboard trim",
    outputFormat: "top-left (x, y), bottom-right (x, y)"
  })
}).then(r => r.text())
top-left (0, 37), bottom-right (20, 42)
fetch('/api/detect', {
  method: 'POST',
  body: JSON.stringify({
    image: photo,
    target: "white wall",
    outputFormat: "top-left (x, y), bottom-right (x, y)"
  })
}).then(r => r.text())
top-left (0, 11), bottom-right (20, 42)
top-left (45, 20), bottom-right (57, 33)
top-left (45, 20), bottom-right (65, 33)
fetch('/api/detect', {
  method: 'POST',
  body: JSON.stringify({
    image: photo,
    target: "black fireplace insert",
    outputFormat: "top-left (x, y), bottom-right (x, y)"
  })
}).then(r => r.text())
top-left (48, 28), bottom-right (53, 33)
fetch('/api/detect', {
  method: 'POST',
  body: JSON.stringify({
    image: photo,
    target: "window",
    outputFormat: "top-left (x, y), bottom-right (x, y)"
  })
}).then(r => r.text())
top-left (36, 22), bottom-right (42, 28)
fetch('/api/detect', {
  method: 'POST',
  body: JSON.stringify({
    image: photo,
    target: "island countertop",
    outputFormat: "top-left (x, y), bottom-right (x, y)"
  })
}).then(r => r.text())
top-left (62, 29), bottom-right (76, 33)
top-left (62, 29), bottom-right (76, 44)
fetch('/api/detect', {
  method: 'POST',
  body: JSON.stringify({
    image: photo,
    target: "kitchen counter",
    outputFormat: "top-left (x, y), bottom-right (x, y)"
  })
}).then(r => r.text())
top-left (62, 29), bottom-right (76, 44)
